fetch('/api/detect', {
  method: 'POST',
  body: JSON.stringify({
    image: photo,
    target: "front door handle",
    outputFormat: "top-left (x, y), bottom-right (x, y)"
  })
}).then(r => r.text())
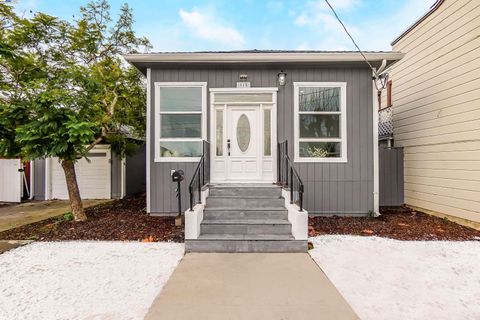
top-left (227, 139), bottom-right (231, 156)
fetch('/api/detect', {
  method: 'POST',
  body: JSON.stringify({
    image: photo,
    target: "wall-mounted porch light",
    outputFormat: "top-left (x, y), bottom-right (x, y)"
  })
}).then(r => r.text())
top-left (277, 70), bottom-right (287, 86)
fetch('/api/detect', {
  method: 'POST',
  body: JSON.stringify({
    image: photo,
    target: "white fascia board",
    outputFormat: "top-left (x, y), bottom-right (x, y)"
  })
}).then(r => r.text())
top-left (123, 52), bottom-right (404, 64)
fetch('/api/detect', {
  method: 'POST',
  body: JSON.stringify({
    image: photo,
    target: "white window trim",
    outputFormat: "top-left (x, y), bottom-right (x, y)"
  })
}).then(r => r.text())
top-left (154, 82), bottom-right (207, 162)
top-left (294, 82), bottom-right (347, 163)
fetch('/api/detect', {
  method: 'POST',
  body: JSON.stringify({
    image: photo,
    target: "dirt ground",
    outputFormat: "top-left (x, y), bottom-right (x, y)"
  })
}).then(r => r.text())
top-left (1, 194), bottom-right (479, 242)
top-left (0, 194), bottom-right (184, 242)
top-left (309, 207), bottom-right (480, 241)
top-left (0, 199), bottom-right (108, 233)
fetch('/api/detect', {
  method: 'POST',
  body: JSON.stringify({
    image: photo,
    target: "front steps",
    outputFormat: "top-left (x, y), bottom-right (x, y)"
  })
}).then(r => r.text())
top-left (185, 184), bottom-right (307, 253)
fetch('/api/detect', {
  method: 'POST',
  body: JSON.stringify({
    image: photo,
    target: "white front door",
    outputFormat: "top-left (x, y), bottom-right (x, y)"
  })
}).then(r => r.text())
top-left (210, 89), bottom-right (277, 183)
top-left (226, 106), bottom-right (260, 180)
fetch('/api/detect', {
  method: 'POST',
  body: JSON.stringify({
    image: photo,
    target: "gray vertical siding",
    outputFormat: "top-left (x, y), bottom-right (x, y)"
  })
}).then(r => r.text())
top-left (126, 144), bottom-right (146, 195)
top-left (111, 151), bottom-right (122, 199)
top-left (33, 159), bottom-right (46, 200)
top-left (379, 140), bottom-right (404, 206)
top-left (149, 65), bottom-right (374, 214)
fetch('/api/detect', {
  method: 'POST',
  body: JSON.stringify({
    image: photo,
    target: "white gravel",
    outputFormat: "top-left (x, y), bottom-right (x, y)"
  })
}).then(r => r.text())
top-left (0, 241), bottom-right (184, 320)
top-left (309, 235), bottom-right (480, 320)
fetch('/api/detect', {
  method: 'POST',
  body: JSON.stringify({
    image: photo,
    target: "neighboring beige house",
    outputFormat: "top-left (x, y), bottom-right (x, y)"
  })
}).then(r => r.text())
top-left (382, 0), bottom-right (480, 226)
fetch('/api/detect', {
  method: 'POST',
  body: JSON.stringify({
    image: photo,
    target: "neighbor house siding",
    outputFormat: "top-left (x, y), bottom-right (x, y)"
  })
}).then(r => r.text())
top-left (390, 0), bottom-right (480, 222)
top-left (33, 159), bottom-right (46, 200)
top-left (149, 65), bottom-right (374, 215)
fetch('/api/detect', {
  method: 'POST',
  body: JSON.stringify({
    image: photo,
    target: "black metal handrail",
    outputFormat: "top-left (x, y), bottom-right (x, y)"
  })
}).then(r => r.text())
top-left (277, 140), bottom-right (304, 211)
top-left (189, 140), bottom-right (210, 211)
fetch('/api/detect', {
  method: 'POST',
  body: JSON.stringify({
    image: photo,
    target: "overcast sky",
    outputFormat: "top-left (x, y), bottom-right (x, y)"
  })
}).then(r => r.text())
top-left (14, 0), bottom-right (434, 52)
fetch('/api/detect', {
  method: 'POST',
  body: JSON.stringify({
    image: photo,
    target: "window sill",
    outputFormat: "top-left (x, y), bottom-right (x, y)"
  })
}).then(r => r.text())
top-left (294, 157), bottom-right (348, 163)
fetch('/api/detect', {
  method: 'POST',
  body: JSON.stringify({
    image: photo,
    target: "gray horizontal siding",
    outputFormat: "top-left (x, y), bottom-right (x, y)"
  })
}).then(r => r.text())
top-left (379, 140), bottom-right (404, 206)
top-left (149, 65), bottom-right (374, 214)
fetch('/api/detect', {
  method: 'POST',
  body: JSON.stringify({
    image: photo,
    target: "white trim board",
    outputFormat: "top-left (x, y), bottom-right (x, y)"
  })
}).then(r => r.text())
top-left (293, 82), bottom-right (348, 163)
top-left (209, 87), bottom-right (277, 183)
top-left (154, 82), bottom-right (207, 163)
top-left (146, 68), bottom-right (151, 212)
top-left (209, 87), bottom-right (278, 92)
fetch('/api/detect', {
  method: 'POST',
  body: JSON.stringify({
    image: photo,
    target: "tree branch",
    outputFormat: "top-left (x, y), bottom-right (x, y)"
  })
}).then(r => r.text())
top-left (85, 133), bottom-right (104, 153)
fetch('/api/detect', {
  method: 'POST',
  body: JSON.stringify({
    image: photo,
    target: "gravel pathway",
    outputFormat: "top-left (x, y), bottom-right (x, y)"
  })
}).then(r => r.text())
top-left (0, 241), bottom-right (184, 320)
top-left (309, 235), bottom-right (480, 320)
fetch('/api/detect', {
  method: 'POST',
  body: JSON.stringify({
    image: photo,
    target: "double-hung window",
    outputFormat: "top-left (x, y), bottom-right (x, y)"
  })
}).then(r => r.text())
top-left (294, 82), bottom-right (347, 162)
top-left (154, 82), bottom-right (207, 162)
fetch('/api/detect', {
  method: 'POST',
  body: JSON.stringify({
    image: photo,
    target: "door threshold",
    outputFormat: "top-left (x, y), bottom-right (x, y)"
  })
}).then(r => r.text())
top-left (210, 181), bottom-right (275, 184)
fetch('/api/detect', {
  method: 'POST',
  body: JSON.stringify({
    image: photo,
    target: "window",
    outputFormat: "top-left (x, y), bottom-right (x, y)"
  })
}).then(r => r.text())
top-left (294, 82), bottom-right (347, 162)
top-left (154, 82), bottom-right (207, 162)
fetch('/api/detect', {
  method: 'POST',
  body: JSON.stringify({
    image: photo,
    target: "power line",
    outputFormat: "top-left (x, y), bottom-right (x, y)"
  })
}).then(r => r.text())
top-left (323, 0), bottom-right (378, 77)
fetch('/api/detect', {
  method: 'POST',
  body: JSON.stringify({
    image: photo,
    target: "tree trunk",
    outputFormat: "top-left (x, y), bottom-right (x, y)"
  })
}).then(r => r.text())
top-left (61, 159), bottom-right (87, 221)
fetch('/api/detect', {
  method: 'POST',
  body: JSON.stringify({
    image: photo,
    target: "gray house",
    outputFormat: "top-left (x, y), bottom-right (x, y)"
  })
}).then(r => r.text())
top-left (125, 50), bottom-right (403, 252)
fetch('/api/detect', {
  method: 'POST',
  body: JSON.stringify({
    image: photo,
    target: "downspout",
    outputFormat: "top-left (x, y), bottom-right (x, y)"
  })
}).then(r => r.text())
top-left (372, 70), bottom-right (380, 216)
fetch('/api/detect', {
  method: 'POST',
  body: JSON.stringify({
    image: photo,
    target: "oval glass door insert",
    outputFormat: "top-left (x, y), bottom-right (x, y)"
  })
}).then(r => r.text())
top-left (236, 114), bottom-right (251, 152)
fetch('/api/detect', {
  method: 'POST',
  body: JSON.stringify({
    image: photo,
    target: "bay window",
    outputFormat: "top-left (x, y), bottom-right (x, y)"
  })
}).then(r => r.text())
top-left (154, 82), bottom-right (207, 162)
top-left (294, 82), bottom-right (347, 162)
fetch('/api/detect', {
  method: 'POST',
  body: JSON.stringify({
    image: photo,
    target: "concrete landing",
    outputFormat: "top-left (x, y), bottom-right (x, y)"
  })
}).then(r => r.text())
top-left (145, 253), bottom-right (359, 320)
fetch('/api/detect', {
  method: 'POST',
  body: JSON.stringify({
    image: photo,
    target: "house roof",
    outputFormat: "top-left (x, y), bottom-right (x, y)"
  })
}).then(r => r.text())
top-left (391, 0), bottom-right (445, 46)
top-left (123, 50), bottom-right (404, 74)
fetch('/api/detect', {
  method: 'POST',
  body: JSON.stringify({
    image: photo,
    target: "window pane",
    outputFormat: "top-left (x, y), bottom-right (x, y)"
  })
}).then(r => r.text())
top-left (216, 110), bottom-right (223, 156)
top-left (160, 141), bottom-right (202, 157)
top-left (161, 114), bottom-right (201, 138)
top-left (264, 109), bottom-right (271, 156)
top-left (215, 93), bottom-right (272, 103)
top-left (299, 114), bottom-right (340, 138)
top-left (236, 114), bottom-right (251, 152)
top-left (299, 142), bottom-right (341, 158)
top-left (160, 87), bottom-right (202, 112)
top-left (299, 87), bottom-right (340, 112)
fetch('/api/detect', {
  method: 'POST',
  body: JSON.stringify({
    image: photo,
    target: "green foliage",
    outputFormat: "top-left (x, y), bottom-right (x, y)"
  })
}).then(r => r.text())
top-left (63, 212), bottom-right (74, 221)
top-left (0, 0), bottom-right (150, 161)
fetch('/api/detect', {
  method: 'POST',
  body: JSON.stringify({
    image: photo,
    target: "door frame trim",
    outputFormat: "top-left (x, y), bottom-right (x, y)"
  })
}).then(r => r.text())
top-left (209, 87), bottom-right (278, 183)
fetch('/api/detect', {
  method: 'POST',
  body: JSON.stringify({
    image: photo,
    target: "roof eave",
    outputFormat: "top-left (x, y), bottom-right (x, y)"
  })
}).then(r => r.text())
top-left (124, 52), bottom-right (404, 65)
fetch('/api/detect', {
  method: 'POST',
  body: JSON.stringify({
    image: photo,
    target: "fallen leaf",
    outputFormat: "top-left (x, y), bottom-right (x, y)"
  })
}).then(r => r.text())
top-left (362, 229), bottom-right (374, 234)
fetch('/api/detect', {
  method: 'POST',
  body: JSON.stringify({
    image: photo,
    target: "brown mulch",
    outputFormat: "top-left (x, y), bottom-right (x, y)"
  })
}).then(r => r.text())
top-left (309, 206), bottom-right (480, 241)
top-left (0, 194), bottom-right (184, 242)
top-left (1, 195), bottom-right (478, 242)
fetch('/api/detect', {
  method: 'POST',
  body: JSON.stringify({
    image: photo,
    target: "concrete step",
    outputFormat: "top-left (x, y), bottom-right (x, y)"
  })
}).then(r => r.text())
top-left (209, 186), bottom-right (282, 197)
top-left (206, 196), bottom-right (284, 208)
top-left (203, 209), bottom-right (288, 220)
top-left (186, 234), bottom-right (307, 252)
top-left (201, 219), bottom-right (291, 235)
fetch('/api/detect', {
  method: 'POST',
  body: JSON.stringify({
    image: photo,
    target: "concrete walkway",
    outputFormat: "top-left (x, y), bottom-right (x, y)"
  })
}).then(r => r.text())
top-left (0, 199), bottom-right (109, 232)
top-left (0, 240), bottom-right (32, 254)
top-left (145, 253), bottom-right (359, 320)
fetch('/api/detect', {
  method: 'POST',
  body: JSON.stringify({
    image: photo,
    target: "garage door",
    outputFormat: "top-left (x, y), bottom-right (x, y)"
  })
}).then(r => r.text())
top-left (50, 149), bottom-right (111, 199)
top-left (0, 159), bottom-right (22, 202)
